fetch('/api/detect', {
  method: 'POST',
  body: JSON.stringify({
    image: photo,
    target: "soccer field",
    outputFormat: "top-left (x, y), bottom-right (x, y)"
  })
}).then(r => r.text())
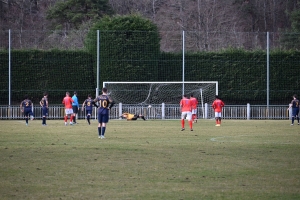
top-left (0, 119), bottom-right (299, 200)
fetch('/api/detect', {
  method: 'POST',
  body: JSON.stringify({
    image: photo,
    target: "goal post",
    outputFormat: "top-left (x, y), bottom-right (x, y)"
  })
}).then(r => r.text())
top-left (103, 81), bottom-right (218, 106)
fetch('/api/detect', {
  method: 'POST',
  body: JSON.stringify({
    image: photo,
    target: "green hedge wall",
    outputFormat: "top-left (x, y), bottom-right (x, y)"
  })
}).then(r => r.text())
top-left (0, 50), bottom-right (95, 105)
top-left (1, 49), bottom-right (300, 105)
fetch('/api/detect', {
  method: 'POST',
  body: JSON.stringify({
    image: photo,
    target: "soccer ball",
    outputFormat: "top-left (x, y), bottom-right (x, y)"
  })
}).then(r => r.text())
top-left (148, 105), bottom-right (152, 108)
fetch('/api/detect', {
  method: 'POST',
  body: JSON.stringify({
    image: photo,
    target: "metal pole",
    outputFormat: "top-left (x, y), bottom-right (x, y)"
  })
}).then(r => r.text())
top-left (182, 30), bottom-right (185, 95)
top-left (9, 29), bottom-right (11, 106)
top-left (267, 32), bottom-right (269, 119)
top-left (97, 30), bottom-right (100, 97)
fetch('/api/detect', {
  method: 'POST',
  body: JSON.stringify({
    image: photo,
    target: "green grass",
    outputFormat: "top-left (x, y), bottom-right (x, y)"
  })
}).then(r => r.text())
top-left (0, 119), bottom-right (300, 200)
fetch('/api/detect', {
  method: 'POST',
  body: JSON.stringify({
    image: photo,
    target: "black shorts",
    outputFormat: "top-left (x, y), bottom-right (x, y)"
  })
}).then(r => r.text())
top-left (72, 106), bottom-right (78, 114)
top-left (131, 114), bottom-right (139, 120)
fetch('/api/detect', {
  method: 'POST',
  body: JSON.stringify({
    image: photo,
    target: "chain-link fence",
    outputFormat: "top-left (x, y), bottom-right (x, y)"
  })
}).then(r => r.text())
top-left (0, 30), bottom-right (299, 106)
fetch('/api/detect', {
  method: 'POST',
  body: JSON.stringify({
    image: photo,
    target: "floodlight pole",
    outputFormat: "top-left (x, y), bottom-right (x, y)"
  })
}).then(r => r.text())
top-left (96, 30), bottom-right (100, 97)
top-left (267, 32), bottom-right (269, 119)
top-left (182, 30), bottom-right (185, 95)
top-left (9, 29), bottom-right (11, 106)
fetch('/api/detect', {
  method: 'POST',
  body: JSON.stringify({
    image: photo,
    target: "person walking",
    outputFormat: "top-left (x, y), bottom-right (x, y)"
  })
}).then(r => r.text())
top-left (180, 94), bottom-right (193, 131)
top-left (190, 94), bottom-right (198, 123)
top-left (62, 92), bottom-right (74, 125)
top-left (93, 88), bottom-right (114, 139)
top-left (20, 95), bottom-right (34, 126)
top-left (40, 92), bottom-right (48, 126)
top-left (212, 95), bottom-right (225, 126)
top-left (72, 91), bottom-right (79, 124)
top-left (82, 94), bottom-right (98, 125)
top-left (287, 94), bottom-right (300, 126)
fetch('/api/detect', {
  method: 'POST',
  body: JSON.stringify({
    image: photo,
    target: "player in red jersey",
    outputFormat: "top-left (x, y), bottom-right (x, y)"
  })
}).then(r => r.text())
top-left (212, 95), bottom-right (225, 126)
top-left (180, 94), bottom-right (193, 131)
top-left (62, 92), bottom-right (74, 125)
top-left (190, 94), bottom-right (198, 123)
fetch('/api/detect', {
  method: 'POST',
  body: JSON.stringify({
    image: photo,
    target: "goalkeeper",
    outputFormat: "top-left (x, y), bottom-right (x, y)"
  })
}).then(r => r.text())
top-left (120, 112), bottom-right (146, 121)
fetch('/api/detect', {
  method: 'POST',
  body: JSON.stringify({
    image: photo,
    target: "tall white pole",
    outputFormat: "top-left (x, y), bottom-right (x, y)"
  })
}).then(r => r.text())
top-left (9, 29), bottom-right (11, 106)
top-left (267, 32), bottom-right (269, 119)
top-left (96, 30), bottom-right (100, 98)
top-left (182, 30), bottom-right (185, 95)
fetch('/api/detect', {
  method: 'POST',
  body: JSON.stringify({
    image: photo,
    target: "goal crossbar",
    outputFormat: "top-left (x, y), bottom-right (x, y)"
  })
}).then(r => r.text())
top-left (103, 81), bottom-right (218, 105)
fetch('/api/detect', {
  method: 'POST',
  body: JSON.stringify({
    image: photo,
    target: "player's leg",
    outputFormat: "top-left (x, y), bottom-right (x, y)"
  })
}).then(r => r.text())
top-left (187, 112), bottom-right (193, 131)
top-left (181, 112), bottom-right (186, 131)
top-left (98, 113), bottom-right (102, 138)
top-left (214, 112), bottom-right (218, 126)
top-left (64, 109), bottom-right (69, 125)
top-left (296, 109), bottom-right (299, 125)
top-left (72, 106), bottom-right (78, 124)
top-left (139, 114), bottom-right (146, 120)
top-left (100, 114), bottom-right (109, 138)
top-left (291, 108), bottom-right (296, 125)
top-left (42, 107), bottom-right (47, 125)
top-left (69, 109), bottom-right (74, 124)
top-left (87, 110), bottom-right (91, 125)
top-left (24, 110), bottom-right (29, 125)
top-left (29, 110), bottom-right (34, 120)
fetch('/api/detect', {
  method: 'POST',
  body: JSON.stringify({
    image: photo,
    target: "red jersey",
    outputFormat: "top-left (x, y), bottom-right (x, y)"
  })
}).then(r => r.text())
top-left (62, 96), bottom-right (74, 109)
top-left (212, 99), bottom-right (224, 112)
top-left (180, 98), bottom-right (192, 112)
top-left (190, 97), bottom-right (198, 109)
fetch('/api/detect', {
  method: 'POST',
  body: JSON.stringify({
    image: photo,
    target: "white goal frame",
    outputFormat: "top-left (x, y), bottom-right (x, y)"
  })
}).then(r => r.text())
top-left (103, 81), bottom-right (217, 103)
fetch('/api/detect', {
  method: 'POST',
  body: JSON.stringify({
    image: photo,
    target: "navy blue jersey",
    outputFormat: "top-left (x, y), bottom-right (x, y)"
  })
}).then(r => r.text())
top-left (40, 97), bottom-right (48, 107)
top-left (94, 94), bottom-right (114, 115)
top-left (21, 99), bottom-right (33, 110)
top-left (291, 99), bottom-right (300, 108)
top-left (83, 98), bottom-right (94, 111)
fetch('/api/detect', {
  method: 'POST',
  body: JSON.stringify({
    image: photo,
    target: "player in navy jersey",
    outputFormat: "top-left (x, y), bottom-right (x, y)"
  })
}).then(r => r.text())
top-left (20, 95), bottom-right (34, 126)
top-left (287, 94), bottom-right (300, 126)
top-left (82, 94), bottom-right (98, 125)
top-left (93, 88), bottom-right (114, 139)
top-left (40, 92), bottom-right (48, 126)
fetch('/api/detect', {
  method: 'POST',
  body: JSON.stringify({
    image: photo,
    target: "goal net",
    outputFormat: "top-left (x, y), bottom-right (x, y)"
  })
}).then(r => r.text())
top-left (103, 81), bottom-right (218, 105)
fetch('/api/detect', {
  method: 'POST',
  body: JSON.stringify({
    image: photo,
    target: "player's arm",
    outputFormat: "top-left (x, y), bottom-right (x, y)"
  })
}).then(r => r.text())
top-left (92, 101), bottom-right (98, 108)
top-left (81, 101), bottom-right (85, 111)
top-left (20, 101), bottom-right (23, 112)
top-left (108, 97), bottom-right (115, 109)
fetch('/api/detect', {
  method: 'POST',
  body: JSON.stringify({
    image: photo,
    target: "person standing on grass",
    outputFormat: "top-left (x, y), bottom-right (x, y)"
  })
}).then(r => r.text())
top-left (190, 94), bottom-right (199, 123)
top-left (62, 92), bottom-right (74, 126)
top-left (180, 94), bottom-right (193, 131)
top-left (40, 92), bottom-right (48, 126)
top-left (94, 87), bottom-right (114, 139)
top-left (287, 94), bottom-right (300, 126)
top-left (82, 94), bottom-right (98, 125)
top-left (20, 95), bottom-right (34, 126)
top-left (212, 95), bottom-right (225, 126)
top-left (72, 91), bottom-right (79, 124)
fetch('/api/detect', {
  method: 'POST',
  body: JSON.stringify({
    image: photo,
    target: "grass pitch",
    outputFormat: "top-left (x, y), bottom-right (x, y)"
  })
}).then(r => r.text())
top-left (0, 119), bottom-right (300, 200)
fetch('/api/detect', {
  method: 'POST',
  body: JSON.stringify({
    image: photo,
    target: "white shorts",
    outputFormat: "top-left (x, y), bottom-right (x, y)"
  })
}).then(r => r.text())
top-left (181, 111), bottom-right (192, 120)
top-left (192, 109), bottom-right (197, 115)
top-left (65, 108), bottom-right (74, 115)
top-left (215, 112), bottom-right (222, 118)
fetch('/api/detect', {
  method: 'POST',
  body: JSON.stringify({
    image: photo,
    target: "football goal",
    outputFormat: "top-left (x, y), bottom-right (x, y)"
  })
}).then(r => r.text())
top-left (103, 82), bottom-right (218, 106)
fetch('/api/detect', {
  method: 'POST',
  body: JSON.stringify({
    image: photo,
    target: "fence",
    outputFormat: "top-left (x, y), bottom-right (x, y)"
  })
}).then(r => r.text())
top-left (1, 30), bottom-right (300, 106)
top-left (0, 104), bottom-right (290, 120)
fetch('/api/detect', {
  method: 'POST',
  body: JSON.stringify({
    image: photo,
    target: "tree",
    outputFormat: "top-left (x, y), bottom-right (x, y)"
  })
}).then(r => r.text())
top-left (46, 0), bottom-right (114, 30)
top-left (281, 9), bottom-right (300, 50)
top-left (85, 14), bottom-right (161, 82)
